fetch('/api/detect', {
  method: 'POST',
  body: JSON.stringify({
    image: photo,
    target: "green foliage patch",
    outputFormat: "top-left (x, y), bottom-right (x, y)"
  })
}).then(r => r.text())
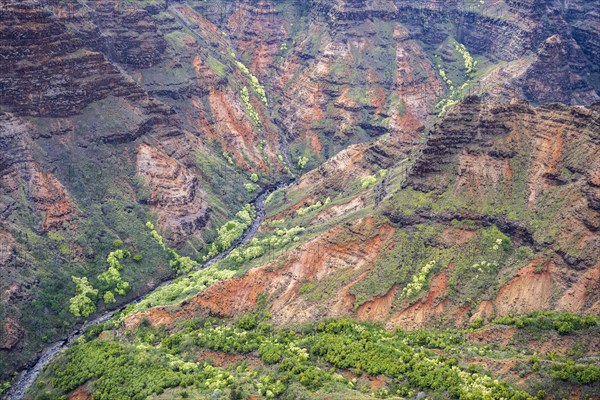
top-left (31, 317), bottom-right (537, 400)
top-left (494, 311), bottom-right (598, 335)
top-left (203, 204), bottom-right (256, 261)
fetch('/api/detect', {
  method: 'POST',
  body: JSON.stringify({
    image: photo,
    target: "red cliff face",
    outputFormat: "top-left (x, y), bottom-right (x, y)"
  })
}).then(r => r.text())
top-left (0, 4), bottom-right (147, 117)
top-left (520, 35), bottom-right (598, 105)
top-left (136, 143), bottom-right (210, 244)
top-left (125, 99), bottom-right (599, 336)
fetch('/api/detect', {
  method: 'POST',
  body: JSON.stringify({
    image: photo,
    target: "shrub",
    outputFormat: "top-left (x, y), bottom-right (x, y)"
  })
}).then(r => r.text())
top-left (103, 291), bottom-right (116, 304)
top-left (360, 175), bottom-right (377, 189)
top-left (69, 277), bottom-right (98, 317)
top-left (193, 205), bottom-right (257, 262)
top-left (401, 260), bottom-right (438, 299)
top-left (224, 225), bottom-right (305, 267)
top-left (550, 361), bottom-right (600, 384)
top-left (297, 156), bottom-right (309, 170)
top-left (240, 86), bottom-right (261, 125)
top-left (0, 381), bottom-right (10, 397)
top-left (494, 311), bottom-right (598, 334)
top-left (259, 342), bottom-right (284, 364)
top-left (469, 317), bottom-right (484, 330)
top-left (296, 200), bottom-right (326, 216)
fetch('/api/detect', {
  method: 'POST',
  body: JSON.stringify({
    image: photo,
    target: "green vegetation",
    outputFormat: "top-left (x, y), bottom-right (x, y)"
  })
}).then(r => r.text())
top-left (164, 31), bottom-right (191, 48)
top-left (146, 222), bottom-right (198, 275)
top-left (240, 86), bottom-right (261, 125)
top-left (146, 221), bottom-right (166, 250)
top-left (550, 361), bottom-right (600, 385)
top-left (123, 266), bottom-right (236, 315)
top-left (297, 156), bottom-right (309, 170)
top-left (203, 205), bottom-right (256, 261)
top-left (103, 291), bottom-right (116, 304)
top-left (454, 41), bottom-right (477, 75)
top-left (69, 248), bottom-right (133, 317)
top-left (222, 151), bottom-right (235, 166)
top-left (68, 277), bottom-right (99, 318)
top-left (235, 61), bottom-right (268, 107)
top-left (0, 381), bottom-right (9, 397)
top-left (360, 170), bottom-right (386, 190)
top-left (31, 316), bottom-right (539, 400)
top-left (121, 203), bottom-right (295, 314)
top-left (434, 39), bottom-right (479, 116)
top-left (400, 259), bottom-right (439, 299)
top-left (99, 249), bottom-right (131, 296)
top-left (37, 339), bottom-right (193, 399)
top-left (494, 311), bottom-right (598, 335)
top-left (265, 191), bottom-right (275, 205)
top-left (349, 224), bottom-right (516, 310)
top-left (360, 175), bottom-right (378, 189)
top-left (206, 55), bottom-right (227, 77)
top-left (225, 225), bottom-right (305, 268)
top-left (296, 198), bottom-right (330, 216)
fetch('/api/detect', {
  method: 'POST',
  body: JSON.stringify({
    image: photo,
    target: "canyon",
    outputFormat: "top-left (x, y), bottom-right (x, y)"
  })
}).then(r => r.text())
top-left (0, 0), bottom-right (598, 399)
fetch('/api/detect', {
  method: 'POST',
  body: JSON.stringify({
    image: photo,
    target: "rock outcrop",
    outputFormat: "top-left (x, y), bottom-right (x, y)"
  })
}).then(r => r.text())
top-left (127, 99), bottom-right (599, 335)
top-left (136, 143), bottom-right (210, 244)
top-left (521, 35), bottom-right (598, 105)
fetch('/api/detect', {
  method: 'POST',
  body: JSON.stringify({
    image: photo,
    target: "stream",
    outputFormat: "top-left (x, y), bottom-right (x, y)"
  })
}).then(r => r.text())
top-left (5, 182), bottom-right (291, 400)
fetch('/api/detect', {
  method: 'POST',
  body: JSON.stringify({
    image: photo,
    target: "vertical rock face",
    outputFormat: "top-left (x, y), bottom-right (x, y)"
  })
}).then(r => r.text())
top-left (226, 0), bottom-right (289, 79)
top-left (136, 143), bottom-right (210, 245)
top-left (271, 0), bottom-right (439, 160)
top-left (410, 98), bottom-right (600, 268)
top-left (28, 169), bottom-right (78, 232)
top-left (521, 35), bottom-right (598, 105)
top-left (560, 0), bottom-right (600, 71)
top-left (0, 113), bottom-right (34, 175)
top-left (0, 113), bottom-right (76, 232)
top-left (393, 0), bottom-right (598, 105)
top-left (0, 3), bottom-right (145, 117)
top-left (83, 0), bottom-right (168, 68)
top-left (0, 0), bottom-right (242, 379)
top-left (137, 98), bottom-right (599, 338)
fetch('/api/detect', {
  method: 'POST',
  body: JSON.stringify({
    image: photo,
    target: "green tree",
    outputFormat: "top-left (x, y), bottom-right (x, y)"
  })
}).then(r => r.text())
top-left (103, 291), bottom-right (116, 304)
top-left (69, 277), bottom-right (99, 317)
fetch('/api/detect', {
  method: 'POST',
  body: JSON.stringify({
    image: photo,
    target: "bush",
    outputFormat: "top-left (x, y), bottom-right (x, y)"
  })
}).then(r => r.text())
top-left (69, 277), bottom-right (98, 317)
top-left (225, 225), bottom-right (305, 267)
top-left (360, 175), bottom-right (377, 189)
top-left (203, 205), bottom-right (256, 261)
top-left (259, 342), bottom-right (284, 364)
top-left (103, 291), bottom-right (116, 304)
top-left (469, 317), bottom-right (484, 330)
top-left (34, 316), bottom-right (535, 400)
top-left (494, 311), bottom-right (598, 334)
top-left (550, 361), bottom-right (600, 384)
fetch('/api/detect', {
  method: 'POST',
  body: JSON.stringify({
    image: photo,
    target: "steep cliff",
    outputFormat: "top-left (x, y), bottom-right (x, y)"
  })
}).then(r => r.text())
top-left (125, 98), bottom-right (599, 331)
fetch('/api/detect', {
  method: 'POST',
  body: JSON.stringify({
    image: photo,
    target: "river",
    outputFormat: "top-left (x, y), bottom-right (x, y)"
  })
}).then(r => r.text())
top-left (5, 182), bottom-right (290, 400)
